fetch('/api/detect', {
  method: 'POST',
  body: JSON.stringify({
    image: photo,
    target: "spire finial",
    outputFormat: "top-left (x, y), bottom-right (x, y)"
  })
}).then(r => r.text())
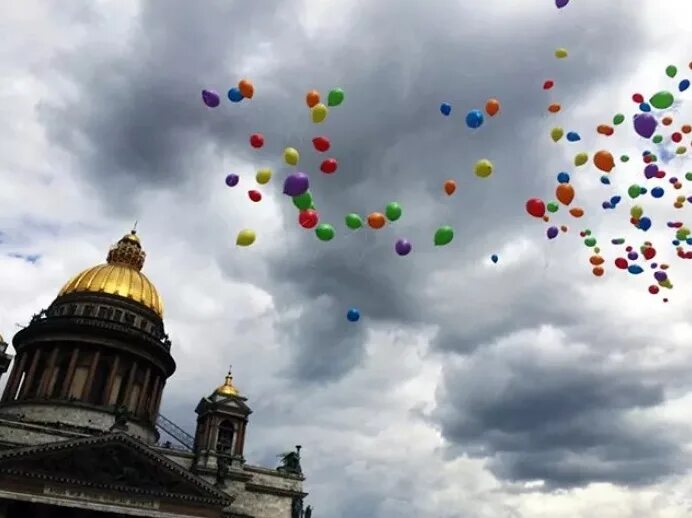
top-left (132, 220), bottom-right (138, 234)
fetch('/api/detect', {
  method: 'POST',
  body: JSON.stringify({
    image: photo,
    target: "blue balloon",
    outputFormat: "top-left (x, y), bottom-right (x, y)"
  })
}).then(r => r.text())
top-left (227, 87), bottom-right (244, 103)
top-left (491, 254), bottom-right (498, 263)
top-left (639, 102), bottom-right (651, 112)
top-left (639, 187), bottom-right (648, 194)
top-left (673, 239), bottom-right (680, 246)
top-left (680, 79), bottom-right (690, 92)
top-left (465, 110), bottom-right (484, 129)
top-left (347, 308), bottom-right (360, 322)
top-left (638, 217), bottom-right (652, 231)
top-left (610, 195), bottom-right (621, 204)
top-left (440, 102), bottom-right (452, 116)
top-left (651, 187), bottom-right (664, 198)
top-left (566, 131), bottom-right (581, 142)
top-left (627, 264), bottom-right (644, 275)
top-left (557, 172), bottom-right (570, 183)
top-left (687, 238), bottom-right (692, 245)
top-left (602, 201), bottom-right (612, 209)
top-left (600, 175), bottom-right (611, 185)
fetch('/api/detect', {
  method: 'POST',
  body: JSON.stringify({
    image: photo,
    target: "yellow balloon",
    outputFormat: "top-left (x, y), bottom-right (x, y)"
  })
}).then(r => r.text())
top-left (256, 168), bottom-right (272, 184)
top-left (474, 159), bottom-right (493, 178)
top-left (555, 48), bottom-right (568, 59)
top-left (676, 146), bottom-right (686, 155)
top-left (283, 147), bottom-right (300, 166)
top-left (630, 205), bottom-right (643, 219)
top-left (574, 152), bottom-right (588, 166)
top-left (550, 127), bottom-right (564, 142)
top-left (236, 229), bottom-right (256, 247)
top-left (311, 103), bottom-right (328, 124)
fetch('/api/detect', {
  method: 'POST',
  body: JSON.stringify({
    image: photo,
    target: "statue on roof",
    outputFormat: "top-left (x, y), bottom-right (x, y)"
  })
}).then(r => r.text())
top-left (277, 445), bottom-right (302, 475)
top-left (291, 495), bottom-right (304, 518)
top-left (304, 504), bottom-right (313, 518)
top-left (111, 405), bottom-right (130, 431)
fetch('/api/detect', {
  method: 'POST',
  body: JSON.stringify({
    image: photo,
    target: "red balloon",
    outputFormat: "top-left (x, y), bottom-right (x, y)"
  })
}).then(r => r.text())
top-left (299, 209), bottom-right (319, 229)
top-left (672, 132), bottom-right (682, 143)
top-left (614, 257), bottom-right (628, 269)
top-left (525, 198), bottom-right (545, 218)
top-left (248, 190), bottom-right (262, 202)
top-left (312, 136), bottom-right (330, 152)
top-left (642, 247), bottom-right (656, 260)
top-left (249, 133), bottom-right (264, 148)
top-left (648, 285), bottom-right (659, 294)
top-left (543, 80), bottom-right (554, 90)
top-left (320, 158), bottom-right (338, 174)
top-left (632, 93), bottom-right (644, 103)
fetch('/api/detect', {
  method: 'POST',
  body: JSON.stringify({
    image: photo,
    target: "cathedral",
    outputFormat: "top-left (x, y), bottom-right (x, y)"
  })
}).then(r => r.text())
top-left (0, 230), bottom-right (311, 518)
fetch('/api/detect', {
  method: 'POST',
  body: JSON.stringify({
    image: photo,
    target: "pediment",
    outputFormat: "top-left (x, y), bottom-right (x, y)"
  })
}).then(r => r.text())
top-left (0, 432), bottom-right (231, 506)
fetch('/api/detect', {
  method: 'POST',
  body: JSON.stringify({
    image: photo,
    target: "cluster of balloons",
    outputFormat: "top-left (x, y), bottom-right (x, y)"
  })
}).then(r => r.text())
top-left (439, 98), bottom-right (501, 130)
top-left (202, 79), bottom-right (255, 108)
top-left (306, 87), bottom-right (345, 124)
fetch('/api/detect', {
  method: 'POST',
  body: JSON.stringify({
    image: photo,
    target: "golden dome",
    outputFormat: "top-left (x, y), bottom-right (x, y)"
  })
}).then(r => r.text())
top-left (214, 370), bottom-right (240, 397)
top-left (58, 230), bottom-right (164, 317)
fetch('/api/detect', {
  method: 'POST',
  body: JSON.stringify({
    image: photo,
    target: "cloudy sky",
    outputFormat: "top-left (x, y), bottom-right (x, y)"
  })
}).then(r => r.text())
top-left (2, 0), bottom-right (692, 516)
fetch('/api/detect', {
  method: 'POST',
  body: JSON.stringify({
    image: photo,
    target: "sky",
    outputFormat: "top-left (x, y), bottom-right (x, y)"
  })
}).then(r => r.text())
top-left (1, 0), bottom-right (692, 516)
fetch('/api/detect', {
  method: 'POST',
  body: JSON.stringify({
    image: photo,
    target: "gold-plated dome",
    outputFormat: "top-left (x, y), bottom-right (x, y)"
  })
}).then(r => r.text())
top-left (58, 230), bottom-right (164, 317)
top-left (214, 369), bottom-right (240, 397)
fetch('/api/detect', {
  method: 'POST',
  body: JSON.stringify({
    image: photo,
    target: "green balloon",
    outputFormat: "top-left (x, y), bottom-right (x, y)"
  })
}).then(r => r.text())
top-left (627, 184), bottom-right (641, 199)
top-left (649, 90), bottom-right (674, 110)
top-left (345, 213), bottom-right (362, 229)
top-left (547, 201), bottom-right (559, 213)
top-left (620, 155), bottom-right (629, 162)
top-left (665, 65), bottom-right (677, 78)
top-left (434, 226), bottom-right (454, 246)
top-left (315, 223), bottom-right (335, 241)
top-left (612, 113), bottom-right (625, 125)
top-left (685, 172), bottom-right (692, 181)
top-left (385, 202), bottom-right (402, 221)
top-left (327, 88), bottom-right (345, 107)
top-left (293, 191), bottom-right (313, 210)
top-left (584, 229), bottom-right (592, 236)
top-left (652, 134), bottom-right (663, 144)
top-left (584, 237), bottom-right (596, 247)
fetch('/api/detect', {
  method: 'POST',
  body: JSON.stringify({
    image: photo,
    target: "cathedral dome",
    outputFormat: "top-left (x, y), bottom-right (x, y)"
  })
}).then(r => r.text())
top-left (58, 230), bottom-right (164, 317)
top-left (214, 370), bottom-right (240, 397)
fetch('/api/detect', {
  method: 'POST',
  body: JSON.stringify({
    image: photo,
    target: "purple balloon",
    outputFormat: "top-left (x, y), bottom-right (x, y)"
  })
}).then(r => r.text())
top-left (202, 89), bottom-right (220, 108)
top-left (654, 270), bottom-right (667, 282)
top-left (283, 172), bottom-right (310, 197)
top-left (225, 173), bottom-right (239, 187)
top-left (644, 164), bottom-right (658, 179)
top-left (633, 113), bottom-right (657, 139)
top-left (546, 226), bottom-right (559, 239)
top-left (395, 239), bottom-right (412, 256)
top-left (555, 0), bottom-right (569, 7)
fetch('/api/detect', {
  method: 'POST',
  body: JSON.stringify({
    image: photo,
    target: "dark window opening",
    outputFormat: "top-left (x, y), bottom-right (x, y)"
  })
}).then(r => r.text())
top-left (217, 420), bottom-right (235, 454)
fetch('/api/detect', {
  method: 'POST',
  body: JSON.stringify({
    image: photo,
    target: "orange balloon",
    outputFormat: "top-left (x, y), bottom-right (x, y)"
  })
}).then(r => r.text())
top-left (555, 183), bottom-right (575, 205)
top-left (681, 124), bottom-right (691, 134)
top-left (662, 116), bottom-right (673, 126)
top-left (589, 255), bottom-right (605, 266)
top-left (367, 212), bottom-right (386, 229)
top-left (543, 215), bottom-right (550, 222)
top-left (569, 207), bottom-right (584, 218)
top-left (485, 98), bottom-right (500, 117)
top-left (238, 79), bottom-right (254, 99)
top-left (444, 180), bottom-right (456, 195)
top-left (596, 124), bottom-right (614, 136)
top-left (593, 150), bottom-right (615, 172)
top-left (548, 103), bottom-right (561, 113)
top-left (592, 266), bottom-right (605, 277)
top-left (306, 90), bottom-right (320, 108)
top-left (560, 225), bottom-right (568, 232)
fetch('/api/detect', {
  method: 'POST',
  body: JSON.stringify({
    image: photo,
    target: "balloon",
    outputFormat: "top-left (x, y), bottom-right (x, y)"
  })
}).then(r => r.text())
top-left (315, 224), bottom-right (335, 241)
top-left (292, 191), bottom-right (313, 210)
top-left (548, 103), bottom-right (561, 113)
top-left (630, 205), bottom-right (643, 219)
top-left (613, 113), bottom-right (625, 125)
top-left (299, 209), bottom-right (319, 229)
top-left (639, 102), bottom-right (651, 112)
top-left (554, 48), bottom-right (568, 58)
top-left (569, 208), bottom-right (584, 218)
top-left (652, 135), bottom-right (663, 144)
top-left (666, 65), bottom-right (677, 78)
top-left (556, 183), bottom-right (574, 205)
top-left (306, 90), bottom-right (320, 108)
top-left (395, 239), bottom-right (412, 256)
top-left (238, 79), bottom-right (254, 99)
top-left (312, 136), bottom-right (330, 152)
top-left (593, 150), bottom-right (615, 172)
top-left (225, 174), bottom-right (239, 187)
top-left (574, 152), bottom-right (588, 166)
top-left (440, 102), bottom-right (452, 116)
top-left (526, 198), bottom-right (546, 218)
top-left (491, 254), bottom-right (499, 263)
top-left (680, 79), bottom-right (690, 92)
top-left (566, 131), bottom-right (581, 142)
top-left (474, 159), bottom-right (493, 178)
top-left (434, 226), bottom-right (454, 246)
top-left (345, 213), bottom-right (363, 230)
top-left (485, 98), bottom-right (500, 116)
top-left (632, 93), bottom-right (644, 103)
top-left (367, 212), bottom-right (386, 229)
top-left (649, 91), bottom-right (674, 110)
top-left (556, 0), bottom-right (569, 8)
top-left (633, 113), bottom-right (657, 138)
top-left (311, 103), bottom-right (328, 123)
top-left (596, 125), bottom-right (614, 136)
top-left (444, 180), bottom-right (456, 195)
top-left (557, 172), bottom-right (570, 183)
top-left (283, 172), bottom-right (310, 197)
top-left (284, 147), bottom-right (300, 166)
top-left (255, 168), bottom-right (272, 185)
top-left (250, 133), bottom-right (264, 148)
top-left (547, 226), bottom-right (559, 239)
top-left (227, 87), bottom-right (244, 103)
top-left (327, 88), bottom-right (345, 107)
top-left (385, 202), bottom-right (402, 222)
top-left (638, 217), bottom-right (652, 231)
top-left (550, 127), bottom-right (564, 142)
top-left (547, 201), bottom-right (559, 213)
top-left (248, 190), bottom-right (262, 202)
top-left (543, 80), bottom-right (555, 89)
top-left (320, 159), bottom-right (338, 174)
top-left (465, 110), bottom-right (484, 129)
top-left (628, 265), bottom-right (644, 275)
top-left (236, 229), bottom-right (256, 247)
top-left (346, 308), bottom-right (360, 322)
top-left (202, 89), bottom-right (220, 108)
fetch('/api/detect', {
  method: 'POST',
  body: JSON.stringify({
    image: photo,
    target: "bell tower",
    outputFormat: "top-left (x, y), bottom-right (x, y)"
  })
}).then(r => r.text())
top-left (192, 367), bottom-right (252, 472)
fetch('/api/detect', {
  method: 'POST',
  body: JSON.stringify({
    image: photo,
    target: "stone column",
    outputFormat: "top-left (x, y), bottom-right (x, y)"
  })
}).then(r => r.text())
top-left (37, 346), bottom-right (59, 398)
top-left (137, 367), bottom-right (151, 417)
top-left (148, 376), bottom-right (161, 420)
top-left (83, 350), bottom-right (101, 402)
top-left (104, 355), bottom-right (120, 405)
top-left (2, 352), bottom-right (26, 402)
top-left (60, 347), bottom-right (80, 398)
top-left (237, 420), bottom-right (247, 457)
top-left (122, 361), bottom-right (137, 407)
top-left (19, 349), bottom-right (41, 399)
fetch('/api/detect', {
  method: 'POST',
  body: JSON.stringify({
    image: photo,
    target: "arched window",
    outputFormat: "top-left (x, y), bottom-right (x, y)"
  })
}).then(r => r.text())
top-left (217, 420), bottom-right (235, 454)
